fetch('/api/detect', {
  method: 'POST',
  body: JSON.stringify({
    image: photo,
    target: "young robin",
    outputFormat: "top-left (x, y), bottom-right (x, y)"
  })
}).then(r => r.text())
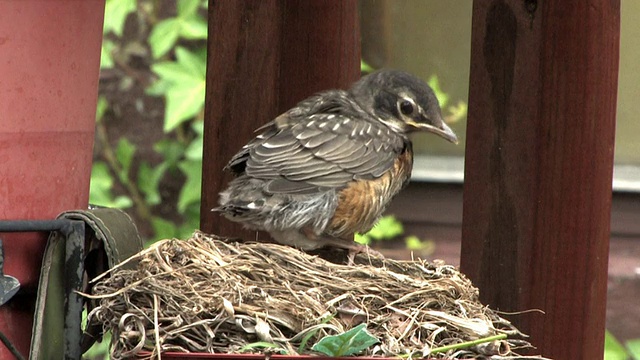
top-left (216, 70), bottom-right (458, 261)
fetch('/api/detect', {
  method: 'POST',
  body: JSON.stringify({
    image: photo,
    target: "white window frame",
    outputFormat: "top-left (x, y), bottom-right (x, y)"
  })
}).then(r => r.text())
top-left (412, 155), bottom-right (640, 193)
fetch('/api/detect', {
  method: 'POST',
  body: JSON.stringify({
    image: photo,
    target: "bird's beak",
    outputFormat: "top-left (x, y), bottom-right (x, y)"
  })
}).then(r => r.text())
top-left (409, 119), bottom-right (459, 144)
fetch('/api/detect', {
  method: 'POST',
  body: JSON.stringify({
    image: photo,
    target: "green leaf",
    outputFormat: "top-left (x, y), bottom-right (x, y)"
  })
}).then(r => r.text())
top-left (360, 60), bottom-right (375, 74)
top-left (184, 122), bottom-right (204, 160)
top-left (405, 235), bottom-right (435, 253)
top-left (149, 18), bottom-right (181, 58)
top-left (163, 83), bottom-right (206, 131)
top-left (177, 0), bottom-right (202, 18)
top-left (177, 160), bottom-right (202, 214)
top-left (145, 78), bottom-right (171, 96)
top-left (177, 210), bottom-right (200, 239)
top-left (150, 53), bottom-right (206, 131)
top-left (150, 216), bottom-right (178, 244)
top-left (115, 138), bottom-right (136, 181)
top-left (179, 16), bottom-right (208, 39)
top-left (354, 233), bottom-right (371, 245)
top-left (604, 330), bottom-right (629, 360)
top-left (110, 196), bottom-right (134, 209)
top-left (446, 100), bottom-right (468, 124)
top-left (100, 39), bottom-right (116, 69)
top-left (95, 96), bottom-right (109, 123)
top-left (89, 162), bottom-right (133, 209)
top-left (83, 330), bottom-right (111, 358)
top-left (429, 334), bottom-right (507, 355)
top-left (137, 161), bottom-right (168, 206)
top-left (427, 75), bottom-right (449, 108)
top-left (298, 315), bottom-right (335, 353)
top-left (312, 324), bottom-right (379, 357)
top-left (151, 61), bottom-right (200, 83)
top-left (89, 162), bottom-right (114, 202)
top-left (366, 215), bottom-right (404, 241)
top-left (103, 0), bottom-right (136, 36)
top-left (175, 47), bottom-right (206, 78)
top-left (626, 339), bottom-right (640, 360)
top-left (154, 139), bottom-right (185, 167)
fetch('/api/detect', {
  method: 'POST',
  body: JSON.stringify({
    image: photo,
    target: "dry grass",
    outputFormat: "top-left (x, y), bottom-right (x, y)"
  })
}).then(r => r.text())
top-left (85, 231), bottom-right (544, 359)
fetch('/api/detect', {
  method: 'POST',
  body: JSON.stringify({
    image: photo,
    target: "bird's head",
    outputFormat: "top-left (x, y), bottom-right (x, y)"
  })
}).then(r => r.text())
top-left (349, 70), bottom-right (458, 144)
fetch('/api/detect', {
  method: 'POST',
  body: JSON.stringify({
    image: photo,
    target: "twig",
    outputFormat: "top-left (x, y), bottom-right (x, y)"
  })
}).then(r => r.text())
top-left (429, 333), bottom-right (507, 355)
top-left (154, 294), bottom-right (161, 360)
top-left (96, 121), bottom-right (152, 220)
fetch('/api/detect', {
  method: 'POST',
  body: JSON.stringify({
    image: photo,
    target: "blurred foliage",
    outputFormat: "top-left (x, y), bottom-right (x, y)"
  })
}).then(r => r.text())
top-left (355, 215), bottom-right (435, 255)
top-left (605, 330), bottom-right (640, 360)
top-left (90, 0), bottom-right (206, 246)
top-left (91, 0), bottom-right (453, 249)
top-left (427, 74), bottom-right (467, 125)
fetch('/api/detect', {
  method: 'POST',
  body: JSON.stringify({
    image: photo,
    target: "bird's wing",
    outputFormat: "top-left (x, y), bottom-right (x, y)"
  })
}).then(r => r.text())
top-left (228, 109), bottom-right (406, 195)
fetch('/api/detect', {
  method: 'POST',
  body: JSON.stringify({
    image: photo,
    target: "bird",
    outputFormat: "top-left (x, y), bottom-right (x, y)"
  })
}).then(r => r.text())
top-left (215, 69), bottom-right (458, 262)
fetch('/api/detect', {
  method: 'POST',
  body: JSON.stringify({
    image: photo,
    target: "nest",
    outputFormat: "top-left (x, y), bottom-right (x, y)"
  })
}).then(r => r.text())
top-left (86, 231), bottom-right (545, 359)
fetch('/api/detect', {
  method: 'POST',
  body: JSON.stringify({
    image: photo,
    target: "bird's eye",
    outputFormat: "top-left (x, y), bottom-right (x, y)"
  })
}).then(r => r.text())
top-left (399, 99), bottom-right (415, 115)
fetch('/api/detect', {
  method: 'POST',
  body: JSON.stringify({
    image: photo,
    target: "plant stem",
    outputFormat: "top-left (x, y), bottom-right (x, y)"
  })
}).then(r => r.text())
top-left (96, 121), bottom-right (152, 221)
top-left (429, 334), bottom-right (507, 355)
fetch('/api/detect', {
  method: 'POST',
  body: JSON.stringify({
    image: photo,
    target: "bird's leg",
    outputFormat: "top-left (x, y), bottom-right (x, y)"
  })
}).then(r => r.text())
top-left (344, 242), bottom-right (385, 265)
top-left (314, 236), bottom-right (384, 265)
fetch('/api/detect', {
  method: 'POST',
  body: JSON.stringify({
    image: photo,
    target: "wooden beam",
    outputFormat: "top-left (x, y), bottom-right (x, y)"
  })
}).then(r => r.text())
top-left (461, 1), bottom-right (620, 358)
top-left (200, 0), bottom-right (360, 238)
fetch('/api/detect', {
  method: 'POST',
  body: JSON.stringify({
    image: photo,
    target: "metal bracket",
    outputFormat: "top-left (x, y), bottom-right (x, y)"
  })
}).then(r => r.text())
top-left (0, 219), bottom-right (85, 360)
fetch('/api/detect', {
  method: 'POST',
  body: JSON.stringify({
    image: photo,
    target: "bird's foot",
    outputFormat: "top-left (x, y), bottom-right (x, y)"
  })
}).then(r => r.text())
top-left (345, 243), bottom-right (384, 265)
top-left (313, 236), bottom-right (384, 265)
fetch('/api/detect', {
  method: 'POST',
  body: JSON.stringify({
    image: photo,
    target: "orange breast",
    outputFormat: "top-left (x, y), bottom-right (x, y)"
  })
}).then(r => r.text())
top-left (326, 149), bottom-right (413, 238)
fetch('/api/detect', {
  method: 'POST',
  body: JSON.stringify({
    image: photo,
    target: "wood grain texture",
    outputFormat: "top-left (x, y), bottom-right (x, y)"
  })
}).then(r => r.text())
top-left (201, 0), bottom-right (360, 239)
top-left (461, 1), bottom-right (620, 358)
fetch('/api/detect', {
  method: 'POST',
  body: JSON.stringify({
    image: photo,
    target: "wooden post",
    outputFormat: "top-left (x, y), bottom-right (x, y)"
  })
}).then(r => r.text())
top-left (460, 1), bottom-right (620, 358)
top-left (200, 1), bottom-right (360, 238)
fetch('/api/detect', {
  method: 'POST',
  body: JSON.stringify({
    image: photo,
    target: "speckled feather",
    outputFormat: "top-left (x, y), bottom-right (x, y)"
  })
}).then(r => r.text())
top-left (216, 70), bottom-right (455, 251)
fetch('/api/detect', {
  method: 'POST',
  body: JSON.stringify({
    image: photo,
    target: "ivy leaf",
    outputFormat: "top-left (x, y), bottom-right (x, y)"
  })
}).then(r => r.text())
top-left (151, 61), bottom-right (198, 84)
top-left (176, 0), bottom-right (207, 39)
top-left (137, 161), bottom-right (168, 206)
top-left (366, 215), bottom-right (404, 241)
top-left (427, 75), bottom-right (449, 108)
top-left (95, 96), bottom-right (109, 123)
top-left (149, 18), bottom-right (181, 58)
top-left (150, 216), bottom-right (178, 244)
top-left (145, 77), bottom-right (171, 96)
top-left (177, 0), bottom-right (202, 18)
top-left (360, 60), bottom-right (375, 74)
top-left (446, 100), bottom-right (468, 124)
top-left (103, 0), bottom-right (136, 36)
top-left (153, 139), bottom-right (185, 167)
top-left (625, 339), bottom-right (640, 360)
top-left (89, 162), bottom-right (133, 209)
top-left (164, 84), bottom-right (205, 132)
top-left (150, 48), bottom-right (206, 131)
top-left (312, 324), bottom-right (379, 357)
top-left (180, 16), bottom-right (208, 39)
top-left (354, 233), bottom-right (371, 245)
top-left (405, 235), bottom-right (435, 254)
top-left (626, 339), bottom-right (640, 360)
top-left (177, 160), bottom-right (202, 214)
top-left (175, 47), bottom-right (206, 78)
top-left (177, 205), bottom-right (201, 239)
top-left (604, 331), bottom-right (629, 360)
top-left (115, 138), bottom-right (136, 182)
top-left (184, 121), bottom-right (204, 161)
top-left (100, 39), bottom-right (116, 69)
